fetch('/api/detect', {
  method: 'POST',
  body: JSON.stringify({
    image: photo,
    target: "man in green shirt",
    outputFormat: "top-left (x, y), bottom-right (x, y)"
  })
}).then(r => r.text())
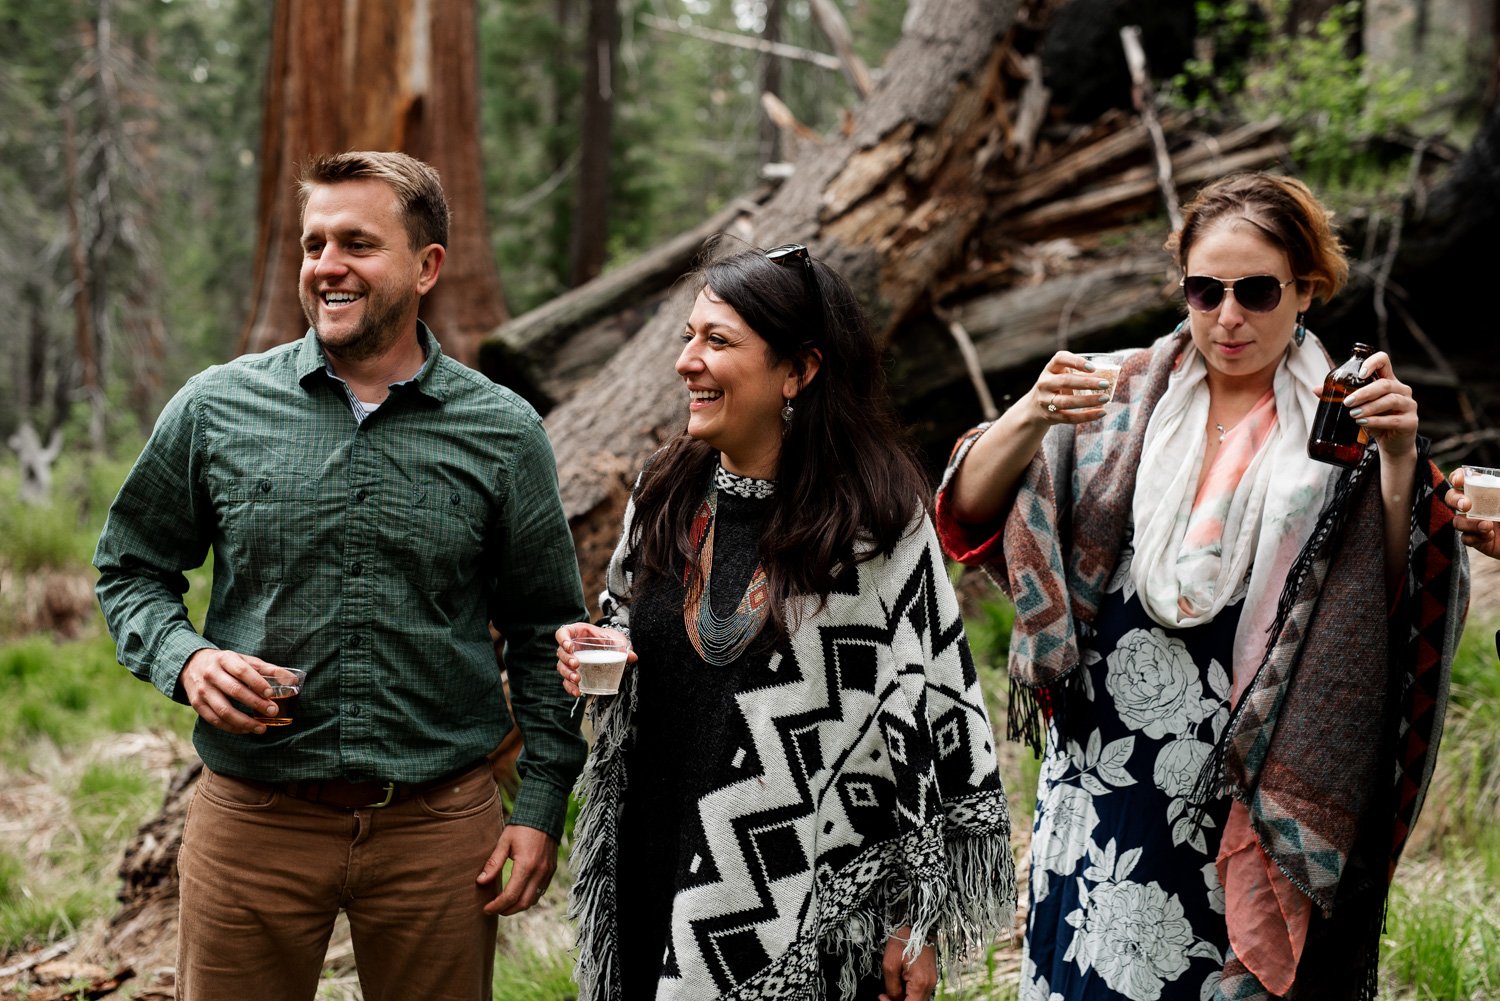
top-left (94, 151), bottom-right (587, 1001)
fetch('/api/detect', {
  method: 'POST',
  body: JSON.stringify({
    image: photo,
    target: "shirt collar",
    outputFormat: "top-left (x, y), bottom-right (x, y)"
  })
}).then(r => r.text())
top-left (295, 321), bottom-right (450, 404)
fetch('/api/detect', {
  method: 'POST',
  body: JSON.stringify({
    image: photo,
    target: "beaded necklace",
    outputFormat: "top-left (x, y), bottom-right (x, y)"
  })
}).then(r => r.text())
top-left (682, 467), bottom-right (773, 665)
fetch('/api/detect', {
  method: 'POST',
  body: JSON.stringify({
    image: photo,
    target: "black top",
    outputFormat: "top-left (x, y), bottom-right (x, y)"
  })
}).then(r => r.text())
top-left (615, 476), bottom-right (776, 996)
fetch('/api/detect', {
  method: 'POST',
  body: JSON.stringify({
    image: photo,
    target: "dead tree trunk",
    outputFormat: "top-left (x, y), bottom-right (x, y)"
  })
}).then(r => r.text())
top-left (239, 0), bottom-right (508, 367)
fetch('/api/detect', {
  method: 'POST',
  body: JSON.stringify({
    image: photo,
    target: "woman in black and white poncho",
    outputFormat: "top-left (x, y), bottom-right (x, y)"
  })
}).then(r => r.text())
top-left (555, 246), bottom-right (1015, 1001)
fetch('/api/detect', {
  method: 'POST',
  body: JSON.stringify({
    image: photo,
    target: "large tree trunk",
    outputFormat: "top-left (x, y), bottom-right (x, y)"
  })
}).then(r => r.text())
top-left (238, 0), bottom-right (507, 367)
top-left (568, 0), bottom-right (619, 287)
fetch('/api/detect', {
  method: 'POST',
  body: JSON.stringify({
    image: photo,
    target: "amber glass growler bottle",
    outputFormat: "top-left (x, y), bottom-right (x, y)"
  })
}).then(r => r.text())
top-left (1308, 342), bottom-right (1374, 466)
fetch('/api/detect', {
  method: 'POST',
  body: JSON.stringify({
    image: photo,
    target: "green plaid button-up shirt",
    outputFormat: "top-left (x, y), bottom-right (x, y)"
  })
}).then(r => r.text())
top-left (94, 325), bottom-right (587, 839)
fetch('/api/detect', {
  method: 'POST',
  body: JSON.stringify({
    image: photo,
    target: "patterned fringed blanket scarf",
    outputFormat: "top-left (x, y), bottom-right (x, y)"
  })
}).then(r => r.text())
top-left (568, 504), bottom-right (1016, 1001)
top-left (936, 328), bottom-right (1468, 999)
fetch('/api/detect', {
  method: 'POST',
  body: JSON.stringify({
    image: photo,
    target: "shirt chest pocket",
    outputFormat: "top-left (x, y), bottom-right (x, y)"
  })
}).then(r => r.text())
top-left (401, 482), bottom-right (488, 593)
top-left (226, 475), bottom-right (313, 585)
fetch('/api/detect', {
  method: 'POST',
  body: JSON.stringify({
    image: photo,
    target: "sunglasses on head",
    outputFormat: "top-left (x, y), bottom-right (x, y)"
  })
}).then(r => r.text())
top-left (1180, 274), bottom-right (1297, 313)
top-left (765, 243), bottom-right (822, 345)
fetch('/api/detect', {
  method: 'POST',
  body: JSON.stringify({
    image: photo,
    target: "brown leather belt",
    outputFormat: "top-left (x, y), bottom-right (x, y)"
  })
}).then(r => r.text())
top-left (249, 760), bottom-right (489, 810)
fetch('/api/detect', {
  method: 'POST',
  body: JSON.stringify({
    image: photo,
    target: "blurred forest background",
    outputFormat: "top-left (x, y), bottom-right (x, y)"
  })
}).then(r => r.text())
top-left (2, 0), bottom-right (1499, 998)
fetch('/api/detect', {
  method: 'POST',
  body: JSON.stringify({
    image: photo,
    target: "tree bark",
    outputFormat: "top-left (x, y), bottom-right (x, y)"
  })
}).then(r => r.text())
top-left (239, 0), bottom-right (507, 367)
top-left (568, 0), bottom-right (620, 286)
top-left (759, 0), bottom-right (788, 165)
top-left (62, 94), bottom-right (102, 454)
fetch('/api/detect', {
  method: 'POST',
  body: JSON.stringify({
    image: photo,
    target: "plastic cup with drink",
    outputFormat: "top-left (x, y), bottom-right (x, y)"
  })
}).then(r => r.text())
top-left (1459, 465), bottom-right (1500, 521)
top-left (572, 631), bottom-right (631, 696)
top-left (1078, 352), bottom-right (1124, 404)
top-left (252, 666), bottom-right (306, 727)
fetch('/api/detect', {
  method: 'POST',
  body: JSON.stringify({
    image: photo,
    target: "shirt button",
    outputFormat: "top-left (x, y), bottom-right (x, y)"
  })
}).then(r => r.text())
top-left (354, 489), bottom-right (368, 503)
top-left (350, 562), bottom-right (364, 576)
top-left (347, 705), bottom-right (362, 717)
top-left (450, 492), bottom-right (460, 506)
top-left (347, 635), bottom-right (363, 649)
top-left (259, 479), bottom-right (273, 493)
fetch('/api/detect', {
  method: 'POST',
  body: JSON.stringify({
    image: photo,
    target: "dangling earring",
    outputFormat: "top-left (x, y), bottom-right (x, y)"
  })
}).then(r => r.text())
top-left (1294, 312), bottom-right (1307, 347)
top-left (780, 398), bottom-right (794, 435)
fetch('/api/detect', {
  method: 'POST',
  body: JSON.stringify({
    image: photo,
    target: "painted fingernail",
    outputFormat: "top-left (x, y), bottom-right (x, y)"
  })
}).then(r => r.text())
top-left (1096, 380), bottom-right (1110, 389)
top-left (1348, 407), bottom-right (1363, 417)
top-left (1355, 418), bottom-right (1369, 425)
top-left (1083, 362), bottom-right (1096, 372)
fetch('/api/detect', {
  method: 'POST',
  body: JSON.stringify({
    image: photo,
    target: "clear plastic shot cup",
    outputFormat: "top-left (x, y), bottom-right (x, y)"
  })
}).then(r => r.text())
top-left (1459, 465), bottom-right (1500, 521)
top-left (252, 666), bottom-right (306, 727)
top-left (573, 633), bottom-right (631, 696)
top-left (1078, 353), bottom-right (1124, 404)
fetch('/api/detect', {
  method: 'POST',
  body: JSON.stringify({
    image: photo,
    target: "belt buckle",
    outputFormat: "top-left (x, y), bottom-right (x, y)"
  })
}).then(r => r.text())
top-left (365, 781), bottom-right (396, 808)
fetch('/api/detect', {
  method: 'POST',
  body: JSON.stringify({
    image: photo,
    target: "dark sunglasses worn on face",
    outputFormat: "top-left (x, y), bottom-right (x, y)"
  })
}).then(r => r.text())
top-left (1180, 274), bottom-right (1297, 313)
top-left (765, 243), bottom-right (823, 347)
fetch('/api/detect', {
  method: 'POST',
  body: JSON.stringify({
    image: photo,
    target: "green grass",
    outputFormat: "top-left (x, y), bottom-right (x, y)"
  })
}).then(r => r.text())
top-left (491, 940), bottom-right (578, 1001)
top-left (0, 500), bottom-right (91, 574)
top-left (1383, 872), bottom-right (1500, 999)
top-left (0, 634), bottom-right (191, 765)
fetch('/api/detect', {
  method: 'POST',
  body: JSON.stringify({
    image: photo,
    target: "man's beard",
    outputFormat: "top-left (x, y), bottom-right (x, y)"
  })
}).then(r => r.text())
top-left (301, 287), bottom-right (409, 364)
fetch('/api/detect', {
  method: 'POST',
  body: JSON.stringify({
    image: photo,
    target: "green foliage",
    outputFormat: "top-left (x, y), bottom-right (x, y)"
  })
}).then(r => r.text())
top-left (1170, 1), bottom-right (1452, 195)
top-left (1244, 3), bottom-right (1445, 190)
top-left (1172, 0), bottom-right (1269, 110)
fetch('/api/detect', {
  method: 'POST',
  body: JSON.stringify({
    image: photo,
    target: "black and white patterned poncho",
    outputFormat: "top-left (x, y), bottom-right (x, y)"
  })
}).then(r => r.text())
top-left (568, 468), bottom-right (1016, 1000)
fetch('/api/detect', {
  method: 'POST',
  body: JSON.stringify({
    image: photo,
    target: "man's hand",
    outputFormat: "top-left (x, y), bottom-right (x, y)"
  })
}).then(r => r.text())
top-left (478, 824), bottom-right (558, 915)
top-left (880, 927), bottom-right (937, 1001)
top-left (180, 648), bottom-right (283, 733)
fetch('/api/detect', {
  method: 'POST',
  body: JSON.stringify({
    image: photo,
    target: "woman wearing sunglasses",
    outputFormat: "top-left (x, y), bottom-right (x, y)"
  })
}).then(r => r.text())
top-left (555, 246), bottom-right (1015, 1001)
top-left (935, 172), bottom-right (1467, 1001)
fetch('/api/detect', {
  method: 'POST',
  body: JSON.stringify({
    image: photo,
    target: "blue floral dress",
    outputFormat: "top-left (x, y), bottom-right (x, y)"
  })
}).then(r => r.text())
top-left (1022, 537), bottom-right (1240, 1001)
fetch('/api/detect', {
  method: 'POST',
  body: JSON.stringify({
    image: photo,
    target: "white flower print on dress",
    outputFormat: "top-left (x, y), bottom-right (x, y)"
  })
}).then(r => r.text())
top-left (1201, 860), bottom-right (1225, 915)
top-left (1152, 738), bottom-right (1212, 799)
top-left (1034, 783), bottom-right (1100, 876)
top-left (1020, 954), bottom-right (1065, 1001)
top-left (1105, 628), bottom-right (1213, 739)
top-left (1067, 878), bottom-right (1194, 1001)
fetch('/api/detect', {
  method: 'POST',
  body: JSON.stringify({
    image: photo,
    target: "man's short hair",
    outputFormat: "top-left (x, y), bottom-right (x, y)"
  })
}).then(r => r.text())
top-left (297, 151), bottom-right (449, 250)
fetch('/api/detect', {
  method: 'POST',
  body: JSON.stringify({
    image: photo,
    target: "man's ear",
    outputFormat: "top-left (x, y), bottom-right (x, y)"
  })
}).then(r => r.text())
top-left (417, 244), bottom-right (445, 295)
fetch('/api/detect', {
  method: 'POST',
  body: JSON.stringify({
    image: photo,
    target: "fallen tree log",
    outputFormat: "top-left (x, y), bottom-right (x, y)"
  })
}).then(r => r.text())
top-left (891, 252), bottom-right (1179, 405)
top-left (479, 195), bottom-right (764, 411)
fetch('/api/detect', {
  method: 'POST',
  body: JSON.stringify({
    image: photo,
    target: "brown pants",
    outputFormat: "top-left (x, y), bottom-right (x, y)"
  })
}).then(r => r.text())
top-left (176, 764), bottom-right (502, 1001)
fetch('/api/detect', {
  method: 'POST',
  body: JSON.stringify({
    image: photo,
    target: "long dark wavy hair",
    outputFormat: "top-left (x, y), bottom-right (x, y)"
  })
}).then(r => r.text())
top-left (628, 246), bottom-right (930, 642)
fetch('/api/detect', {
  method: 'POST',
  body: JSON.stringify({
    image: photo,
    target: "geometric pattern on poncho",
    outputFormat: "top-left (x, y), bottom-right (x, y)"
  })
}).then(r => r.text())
top-left (570, 513), bottom-right (1015, 1001)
